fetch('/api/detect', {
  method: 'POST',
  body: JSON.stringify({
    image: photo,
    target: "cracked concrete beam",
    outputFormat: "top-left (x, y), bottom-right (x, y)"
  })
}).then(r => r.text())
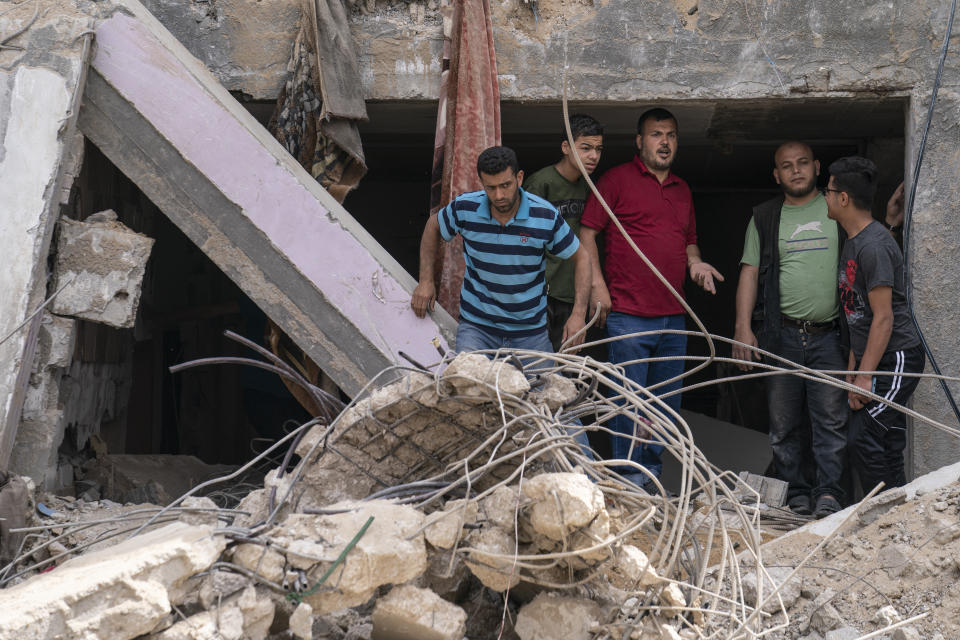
top-left (79, 0), bottom-right (455, 397)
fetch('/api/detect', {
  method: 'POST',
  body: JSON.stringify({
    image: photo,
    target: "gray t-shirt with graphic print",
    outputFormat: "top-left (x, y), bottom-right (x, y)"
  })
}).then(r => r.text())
top-left (838, 220), bottom-right (919, 358)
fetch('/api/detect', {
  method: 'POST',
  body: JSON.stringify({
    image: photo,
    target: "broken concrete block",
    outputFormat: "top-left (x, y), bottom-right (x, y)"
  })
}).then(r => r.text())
top-left (0, 522), bottom-right (225, 640)
top-left (371, 585), bottom-right (466, 640)
top-left (289, 602), bottom-right (313, 640)
top-left (737, 471), bottom-right (788, 508)
top-left (824, 629), bottom-right (860, 640)
top-left (514, 592), bottom-right (604, 640)
top-left (424, 499), bottom-right (478, 550)
top-left (658, 582), bottom-right (687, 614)
top-left (808, 603), bottom-right (845, 635)
top-left (463, 526), bottom-right (520, 592)
top-left (151, 586), bottom-right (274, 640)
top-left (84, 454), bottom-right (236, 506)
top-left (480, 484), bottom-right (521, 531)
top-left (52, 214), bottom-right (154, 329)
top-left (858, 487), bottom-right (907, 526)
top-left (198, 570), bottom-right (251, 609)
top-left (892, 627), bottom-right (922, 640)
top-left (269, 501), bottom-right (427, 614)
top-left (178, 496), bottom-right (220, 527)
top-left (231, 543), bottom-right (286, 584)
top-left (617, 545), bottom-right (660, 586)
top-left (741, 566), bottom-right (800, 614)
top-left (527, 374), bottom-right (578, 411)
top-left (441, 353), bottom-right (530, 399)
top-left (875, 605), bottom-right (901, 626)
top-left (521, 472), bottom-right (605, 542)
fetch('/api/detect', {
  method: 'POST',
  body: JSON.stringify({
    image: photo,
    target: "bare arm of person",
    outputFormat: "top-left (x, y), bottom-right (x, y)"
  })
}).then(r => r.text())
top-left (411, 214), bottom-right (442, 318)
top-left (732, 264), bottom-right (760, 371)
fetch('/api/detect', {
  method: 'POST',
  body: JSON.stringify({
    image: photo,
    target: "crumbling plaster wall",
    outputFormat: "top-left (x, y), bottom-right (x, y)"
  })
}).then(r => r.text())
top-left (147, 0), bottom-right (960, 476)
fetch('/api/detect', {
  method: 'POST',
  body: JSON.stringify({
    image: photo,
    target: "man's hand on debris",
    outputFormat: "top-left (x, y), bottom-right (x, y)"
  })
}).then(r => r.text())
top-left (732, 328), bottom-right (759, 371)
top-left (848, 373), bottom-right (872, 410)
top-left (411, 281), bottom-right (436, 318)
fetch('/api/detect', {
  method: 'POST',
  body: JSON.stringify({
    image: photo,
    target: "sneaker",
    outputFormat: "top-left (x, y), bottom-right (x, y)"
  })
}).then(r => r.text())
top-left (787, 494), bottom-right (812, 515)
top-left (813, 494), bottom-right (842, 519)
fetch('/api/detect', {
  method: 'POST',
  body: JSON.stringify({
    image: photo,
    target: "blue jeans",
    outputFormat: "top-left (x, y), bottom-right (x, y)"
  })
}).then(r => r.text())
top-left (765, 324), bottom-right (848, 501)
top-left (455, 320), bottom-right (553, 354)
top-left (606, 313), bottom-right (686, 483)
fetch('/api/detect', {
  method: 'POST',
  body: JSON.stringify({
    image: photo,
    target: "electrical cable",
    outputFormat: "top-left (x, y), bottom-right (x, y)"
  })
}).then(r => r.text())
top-left (902, 0), bottom-right (960, 426)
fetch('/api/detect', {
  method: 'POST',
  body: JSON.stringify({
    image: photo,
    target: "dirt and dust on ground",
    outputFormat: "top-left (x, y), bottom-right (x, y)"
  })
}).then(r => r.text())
top-left (0, 350), bottom-right (957, 640)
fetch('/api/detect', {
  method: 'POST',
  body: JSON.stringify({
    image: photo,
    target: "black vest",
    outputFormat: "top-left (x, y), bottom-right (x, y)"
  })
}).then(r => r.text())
top-left (751, 196), bottom-right (786, 353)
top-left (750, 195), bottom-right (846, 354)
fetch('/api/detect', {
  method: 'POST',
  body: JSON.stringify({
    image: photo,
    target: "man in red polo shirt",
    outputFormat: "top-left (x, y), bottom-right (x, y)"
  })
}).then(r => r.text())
top-left (579, 108), bottom-right (722, 490)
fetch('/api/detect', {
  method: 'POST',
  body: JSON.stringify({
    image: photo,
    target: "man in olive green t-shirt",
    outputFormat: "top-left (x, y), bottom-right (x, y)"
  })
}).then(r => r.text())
top-left (524, 114), bottom-right (604, 351)
top-left (733, 141), bottom-right (848, 519)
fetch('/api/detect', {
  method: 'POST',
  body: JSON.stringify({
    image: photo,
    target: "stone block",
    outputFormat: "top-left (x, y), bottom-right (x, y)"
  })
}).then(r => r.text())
top-left (441, 353), bottom-right (530, 400)
top-left (808, 604), bottom-right (845, 635)
top-left (514, 593), bottom-right (604, 640)
top-left (424, 499), bottom-right (478, 550)
top-left (0, 522), bottom-right (226, 640)
top-left (892, 628), bottom-right (922, 640)
top-left (857, 487), bottom-right (907, 526)
top-left (521, 472), bottom-right (605, 542)
top-left (526, 374), bottom-right (578, 411)
top-left (38, 313), bottom-right (76, 370)
top-left (52, 213), bottom-right (154, 329)
top-left (8, 409), bottom-right (66, 490)
top-left (825, 629), bottom-right (860, 640)
top-left (463, 526), bottom-right (520, 592)
top-left (288, 602), bottom-right (313, 640)
top-left (371, 585), bottom-right (466, 640)
top-left (617, 545), bottom-right (661, 586)
top-left (741, 566), bottom-right (800, 614)
top-left (231, 543), bottom-right (286, 584)
top-left (150, 586), bottom-right (274, 640)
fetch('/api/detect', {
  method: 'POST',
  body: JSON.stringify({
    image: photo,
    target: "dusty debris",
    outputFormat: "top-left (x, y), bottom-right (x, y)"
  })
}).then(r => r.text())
top-left (424, 498), bottom-right (478, 550)
top-left (288, 601), bottom-right (313, 639)
top-left (514, 593), bottom-right (604, 640)
top-left (0, 522), bottom-right (225, 640)
top-left (371, 584), bottom-right (467, 640)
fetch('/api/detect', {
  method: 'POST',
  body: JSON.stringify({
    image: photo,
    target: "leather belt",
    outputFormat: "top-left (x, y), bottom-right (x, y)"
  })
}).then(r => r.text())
top-left (781, 316), bottom-right (837, 334)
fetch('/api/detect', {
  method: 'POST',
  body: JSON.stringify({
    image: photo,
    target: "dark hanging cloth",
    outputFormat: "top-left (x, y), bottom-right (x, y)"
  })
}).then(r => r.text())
top-left (270, 0), bottom-right (367, 204)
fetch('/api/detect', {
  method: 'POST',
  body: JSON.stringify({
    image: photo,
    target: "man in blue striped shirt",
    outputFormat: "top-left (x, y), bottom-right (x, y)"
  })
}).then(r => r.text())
top-left (411, 146), bottom-right (591, 353)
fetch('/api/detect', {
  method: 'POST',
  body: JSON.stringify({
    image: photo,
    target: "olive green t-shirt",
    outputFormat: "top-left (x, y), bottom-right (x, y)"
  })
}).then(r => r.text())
top-left (523, 165), bottom-right (588, 304)
top-left (741, 194), bottom-right (839, 323)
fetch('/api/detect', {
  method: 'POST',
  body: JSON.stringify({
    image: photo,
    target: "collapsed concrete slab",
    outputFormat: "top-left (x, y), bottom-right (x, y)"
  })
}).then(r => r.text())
top-left (78, 0), bottom-right (456, 397)
top-left (147, 585), bottom-right (274, 640)
top-left (0, 522), bottom-right (225, 640)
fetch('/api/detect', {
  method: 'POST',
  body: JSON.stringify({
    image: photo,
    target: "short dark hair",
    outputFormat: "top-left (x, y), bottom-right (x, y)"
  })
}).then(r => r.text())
top-left (562, 113), bottom-right (603, 142)
top-left (477, 146), bottom-right (519, 177)
top-left (828, 156), bottom-right (878, 210)
top-left (637, 108), bottom-right (677, 134)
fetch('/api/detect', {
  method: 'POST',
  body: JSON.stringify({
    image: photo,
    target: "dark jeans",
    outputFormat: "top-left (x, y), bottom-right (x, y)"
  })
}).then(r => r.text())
top-left (606, 313), bottom-right (686, 482)
top-left (546, 297), bottom-right (573, 352)
top-left (765, 324), bottom-right (848, 501)
top-left (848, 345), bottom-right (925, 495)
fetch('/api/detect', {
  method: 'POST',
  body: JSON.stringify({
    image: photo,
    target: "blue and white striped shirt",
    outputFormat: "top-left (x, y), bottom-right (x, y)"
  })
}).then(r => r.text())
top-left (438, 189), bottom-right (579, 336)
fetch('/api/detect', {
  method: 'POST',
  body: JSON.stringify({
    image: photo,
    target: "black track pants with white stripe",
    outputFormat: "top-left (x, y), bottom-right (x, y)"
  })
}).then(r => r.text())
top-left (848, 344), bottom-right (925, 495)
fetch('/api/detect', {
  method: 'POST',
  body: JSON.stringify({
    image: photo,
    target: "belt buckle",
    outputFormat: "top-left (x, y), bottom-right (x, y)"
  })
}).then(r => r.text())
top-left (799, 319), bottom-right (812, 333)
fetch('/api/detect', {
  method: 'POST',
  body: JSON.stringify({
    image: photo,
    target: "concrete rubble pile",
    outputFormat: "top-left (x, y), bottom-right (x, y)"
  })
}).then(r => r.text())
top-left (2, 353), bottom-right (958, 639)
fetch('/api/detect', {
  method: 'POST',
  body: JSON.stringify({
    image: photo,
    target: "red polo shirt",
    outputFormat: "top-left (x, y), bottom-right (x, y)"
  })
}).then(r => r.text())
top-left (581, 155), bottom-right (697, 317)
